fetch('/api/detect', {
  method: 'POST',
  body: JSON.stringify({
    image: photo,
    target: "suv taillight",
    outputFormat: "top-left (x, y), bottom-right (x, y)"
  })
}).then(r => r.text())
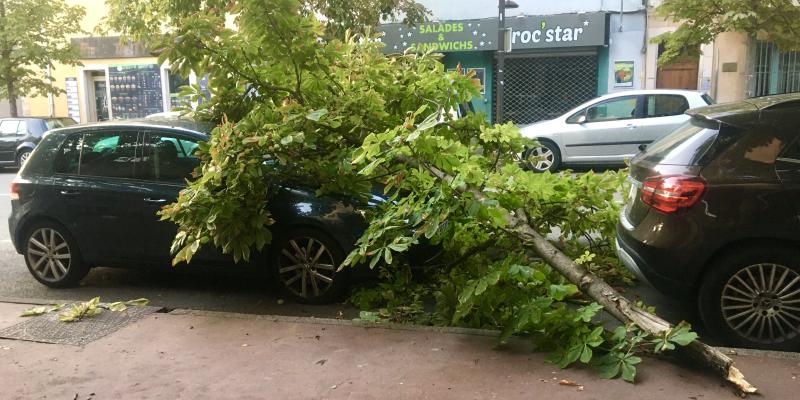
top-left (9, 181), bottom-right (19, 201)
top-left (640, 175), bottom-right (706, 214)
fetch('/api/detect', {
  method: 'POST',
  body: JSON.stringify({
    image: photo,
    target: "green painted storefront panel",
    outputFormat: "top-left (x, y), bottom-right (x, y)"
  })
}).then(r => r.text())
top-left (443, 51), bottom-right (493, 123)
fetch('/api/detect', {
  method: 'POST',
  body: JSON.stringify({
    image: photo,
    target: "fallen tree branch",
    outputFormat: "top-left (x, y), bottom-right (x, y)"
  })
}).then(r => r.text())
top-left (401, 155), bottom-right (757, 395)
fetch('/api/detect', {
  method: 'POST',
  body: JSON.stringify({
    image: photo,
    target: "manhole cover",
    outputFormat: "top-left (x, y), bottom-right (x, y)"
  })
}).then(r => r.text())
top-left (0, 305), bottom-right (159, 346)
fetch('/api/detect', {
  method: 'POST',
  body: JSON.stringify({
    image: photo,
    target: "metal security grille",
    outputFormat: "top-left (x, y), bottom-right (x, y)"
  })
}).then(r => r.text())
top-left (749, 41), bottom-right (800, 97)
top-left (496, 54), bottom-right (597, 124)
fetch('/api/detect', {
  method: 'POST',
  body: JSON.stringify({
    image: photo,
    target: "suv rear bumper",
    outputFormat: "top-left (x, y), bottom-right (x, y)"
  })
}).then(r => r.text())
top-left (615, 224), bottom-right (696, 298)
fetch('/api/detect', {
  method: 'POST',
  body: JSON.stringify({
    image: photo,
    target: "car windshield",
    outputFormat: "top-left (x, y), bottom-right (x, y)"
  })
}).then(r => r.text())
top-left (639, 117), bottom-right (721, 165)
top-left (45, 118), bottom-right (77, 130)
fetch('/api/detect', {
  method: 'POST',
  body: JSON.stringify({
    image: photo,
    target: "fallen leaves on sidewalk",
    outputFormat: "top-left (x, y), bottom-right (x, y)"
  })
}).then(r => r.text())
top-left (19, 297), bottom-right (150, 322)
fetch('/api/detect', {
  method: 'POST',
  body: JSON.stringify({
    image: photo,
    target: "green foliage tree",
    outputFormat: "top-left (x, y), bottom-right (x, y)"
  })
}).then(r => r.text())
top-left (100, 0), bottom-right (429, 43)
top-left (0, 0), bottom-right (85, 117)
top-left (107, 0), bottom-right (754, 391)
top-left (654, 0), bottom-right (800, 65)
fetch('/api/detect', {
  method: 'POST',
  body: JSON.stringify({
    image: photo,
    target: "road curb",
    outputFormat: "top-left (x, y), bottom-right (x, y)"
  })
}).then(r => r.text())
top-left (2, 298), bottom-right (798, 360)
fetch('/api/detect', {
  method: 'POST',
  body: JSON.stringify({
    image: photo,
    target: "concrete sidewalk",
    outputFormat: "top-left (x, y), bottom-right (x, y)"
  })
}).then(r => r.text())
top-left (0, 301), bottom-right (797, 400)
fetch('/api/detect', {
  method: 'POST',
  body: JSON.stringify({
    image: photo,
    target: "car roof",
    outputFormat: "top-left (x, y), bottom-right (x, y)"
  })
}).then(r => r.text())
top-left (596, 89), bottom-right (705, 99)
top-left (687, 92), bottom-right (800, 128)
top-left (44, 118), bottom-right (213, 139)
top-left (0, 116), bottom-right (73, 121)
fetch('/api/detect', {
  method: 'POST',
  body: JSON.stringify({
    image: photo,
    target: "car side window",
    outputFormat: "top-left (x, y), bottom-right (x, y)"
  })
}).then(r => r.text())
top-left (16, 121), bottom-right (28, 135)
top-left (139, 132), bottom-right (200, 183)
top-left (645, 95), bottom-right (690, 118)
top-left (53, 131), bottom-right (139, 179)
top-left (585, 97), bottom-right (637, 123)
top-left (566, 110), bottom-right (585, 124)
top-left (0, 120), bottom-right (19, 136)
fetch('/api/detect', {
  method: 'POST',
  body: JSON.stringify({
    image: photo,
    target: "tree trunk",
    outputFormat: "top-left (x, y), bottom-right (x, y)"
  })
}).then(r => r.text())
top-left (405, 156), bottom-right (757, 395)
top-left (7, 79), bottom-right (17, 117)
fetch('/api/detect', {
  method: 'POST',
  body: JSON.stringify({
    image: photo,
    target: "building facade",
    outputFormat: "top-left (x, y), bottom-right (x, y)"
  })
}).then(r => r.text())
top-left (1, 0), bottom-right (194, 122)
top-left (380, 0), bottom-right (649, 124)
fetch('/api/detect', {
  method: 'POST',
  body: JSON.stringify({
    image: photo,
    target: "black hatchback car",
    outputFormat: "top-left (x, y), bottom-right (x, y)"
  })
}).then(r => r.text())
top-left (8, 119), bottom-right (379, 303)
top-left (617, 93), bottom-right (800, 350)
top-left (0, 117), bottom-right (77, 167)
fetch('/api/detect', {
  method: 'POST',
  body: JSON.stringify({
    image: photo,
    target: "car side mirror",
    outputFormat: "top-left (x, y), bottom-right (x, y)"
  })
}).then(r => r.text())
top-left (577, 115), bottom-right (587, 124)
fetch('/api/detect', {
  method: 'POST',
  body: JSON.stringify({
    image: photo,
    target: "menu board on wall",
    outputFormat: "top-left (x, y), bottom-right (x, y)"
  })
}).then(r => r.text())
top-left (109, 64), bottom-right (164, 119)
top-left (64, 77), bottom-right (80, 123)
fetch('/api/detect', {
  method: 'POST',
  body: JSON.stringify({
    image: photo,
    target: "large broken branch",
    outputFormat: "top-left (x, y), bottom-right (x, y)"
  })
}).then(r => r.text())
top-left (404, 156), bottom-right (757, 395)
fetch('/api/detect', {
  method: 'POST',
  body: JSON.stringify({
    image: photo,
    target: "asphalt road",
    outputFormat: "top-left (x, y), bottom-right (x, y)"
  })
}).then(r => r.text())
top-left (0, 168), bottom-right (694, 328)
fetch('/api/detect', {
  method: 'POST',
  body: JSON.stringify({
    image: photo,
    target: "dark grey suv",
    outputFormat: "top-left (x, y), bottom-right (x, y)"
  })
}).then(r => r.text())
top-left (616, 93), bottom-right (800, 350)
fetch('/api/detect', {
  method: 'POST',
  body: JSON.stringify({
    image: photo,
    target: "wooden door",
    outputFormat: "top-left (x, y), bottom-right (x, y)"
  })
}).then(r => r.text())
top-left (656, 62), bottom-right (699, 90)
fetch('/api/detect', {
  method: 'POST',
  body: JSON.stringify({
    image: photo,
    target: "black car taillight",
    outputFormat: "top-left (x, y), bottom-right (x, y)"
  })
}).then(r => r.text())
top-left (640, 175), bottom-right (706, 214)
top-left (9, 180), bottom-right (20, 201)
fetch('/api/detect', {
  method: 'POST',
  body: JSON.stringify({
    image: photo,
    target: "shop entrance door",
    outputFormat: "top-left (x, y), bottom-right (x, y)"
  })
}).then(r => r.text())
top-left (92, 77), bottom-right (109, 121)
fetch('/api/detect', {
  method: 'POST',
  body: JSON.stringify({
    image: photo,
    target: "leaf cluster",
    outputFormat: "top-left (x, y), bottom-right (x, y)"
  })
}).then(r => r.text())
top-left (0, 0), bottom-right (86, 101)
top-left (654, 0), bottom-right (800, 65)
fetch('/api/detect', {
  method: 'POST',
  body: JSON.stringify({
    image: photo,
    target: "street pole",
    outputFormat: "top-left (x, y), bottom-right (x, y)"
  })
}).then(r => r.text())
top-left (496, 0), bottom-right (506, 124)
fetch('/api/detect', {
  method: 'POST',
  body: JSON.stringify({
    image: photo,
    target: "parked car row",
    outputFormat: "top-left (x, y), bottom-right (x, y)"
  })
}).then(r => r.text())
top-left (7, 91), bottom-right (800, 351)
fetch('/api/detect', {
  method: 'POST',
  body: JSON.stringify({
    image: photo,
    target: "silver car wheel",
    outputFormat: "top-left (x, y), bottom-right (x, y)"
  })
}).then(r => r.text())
top-left (528, 146), bottom-right (554, 171)
top-left (721, 263), bottom-right (800, 344)
top-left (277, 237), bottom-right (336, 299)
top-left (27, 228), bottom-right (71, 283)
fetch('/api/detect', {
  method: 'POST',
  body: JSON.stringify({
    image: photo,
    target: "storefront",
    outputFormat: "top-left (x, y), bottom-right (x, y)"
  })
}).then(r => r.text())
top-left (379, 12), bottom-right (645, 124)
top-left (54, 37), bottom-right (198, 123)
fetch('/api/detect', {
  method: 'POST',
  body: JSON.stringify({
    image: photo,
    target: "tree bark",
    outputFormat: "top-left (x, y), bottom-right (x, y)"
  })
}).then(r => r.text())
top-left (403, 155), bottom-right (757, 395)
top-left (6, 78), bottom-right (17, 118)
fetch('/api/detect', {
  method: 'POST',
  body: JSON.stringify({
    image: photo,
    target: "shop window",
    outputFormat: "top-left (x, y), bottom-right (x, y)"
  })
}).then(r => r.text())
top-left (167, 71), bottom-right (191, 110)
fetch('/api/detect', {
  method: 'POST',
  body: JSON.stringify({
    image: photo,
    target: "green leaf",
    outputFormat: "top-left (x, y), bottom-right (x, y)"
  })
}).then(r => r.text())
top-left (306, 108), bottom-right (328, 121)
top-left (20, 306), bottom-right (48, 317)
top-left (548, 284), bottom-right (577, 301)
top-left (125, 298), bottom-right (150, 307)
top-left (359, 311), bottom-right (380, 322)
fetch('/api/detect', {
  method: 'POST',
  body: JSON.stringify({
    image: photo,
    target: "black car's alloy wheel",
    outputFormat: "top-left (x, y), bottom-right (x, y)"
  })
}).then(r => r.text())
top-left (272, 229), bottom-right (346, 304)
top-left (23, 221), bottom-right (89, 288)
top-left (720, 263), bottom-right (800, 344)
top-left (699, 246), bottom-right (800, 350)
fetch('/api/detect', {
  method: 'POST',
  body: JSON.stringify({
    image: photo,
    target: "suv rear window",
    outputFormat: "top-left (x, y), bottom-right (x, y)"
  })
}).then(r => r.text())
top-left (639, 117), bottom-right (722, 165)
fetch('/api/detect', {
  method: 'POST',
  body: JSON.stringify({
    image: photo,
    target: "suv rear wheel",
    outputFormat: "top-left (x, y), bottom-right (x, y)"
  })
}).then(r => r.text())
top-left (23, 221), bottom-right (89, 288)
top-left (698, 245), bottom-right (800, 350)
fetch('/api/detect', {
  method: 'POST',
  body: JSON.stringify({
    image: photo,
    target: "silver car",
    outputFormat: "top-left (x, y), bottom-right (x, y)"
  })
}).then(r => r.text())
top-left (519, 89), bottom-right (713, 172)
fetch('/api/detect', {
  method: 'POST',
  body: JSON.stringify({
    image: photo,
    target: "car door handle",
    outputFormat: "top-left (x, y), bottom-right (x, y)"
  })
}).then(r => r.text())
top-left (143, 197), bottom-right (168, 204)
top-left (626, 124), bottom-right (637, 129)
top-left (59, 190), bottom-right (81, 196)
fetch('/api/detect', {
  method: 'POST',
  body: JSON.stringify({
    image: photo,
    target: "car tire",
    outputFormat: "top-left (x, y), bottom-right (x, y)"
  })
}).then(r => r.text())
top-left (524, 140), bottom-right (561, 172)
top-left (22, 220), bottom-right (89, 288)
top-left (270, 227), bottom-right (349, 304)
top-left (16, 149), bottom-right (32, 167)
top-left (698, 245), bottom-right (800, 351)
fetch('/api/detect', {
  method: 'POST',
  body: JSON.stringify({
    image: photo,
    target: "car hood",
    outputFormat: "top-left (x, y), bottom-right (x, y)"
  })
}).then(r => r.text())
top-left (518, 118), bottom-right (562, 138)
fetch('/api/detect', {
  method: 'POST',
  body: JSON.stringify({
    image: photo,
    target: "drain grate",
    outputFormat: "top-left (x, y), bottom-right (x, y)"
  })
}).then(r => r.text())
top-left (0, 305), bottom-right (159, 346)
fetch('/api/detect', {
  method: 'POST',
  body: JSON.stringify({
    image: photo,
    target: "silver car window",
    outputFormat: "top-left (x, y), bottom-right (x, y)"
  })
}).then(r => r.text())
top-left (585, 96), bottom-right (637, 123)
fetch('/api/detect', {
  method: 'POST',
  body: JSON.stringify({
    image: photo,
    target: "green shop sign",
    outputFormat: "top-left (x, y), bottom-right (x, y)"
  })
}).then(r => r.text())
top-left (378, 12), bottom-right (607, 53)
